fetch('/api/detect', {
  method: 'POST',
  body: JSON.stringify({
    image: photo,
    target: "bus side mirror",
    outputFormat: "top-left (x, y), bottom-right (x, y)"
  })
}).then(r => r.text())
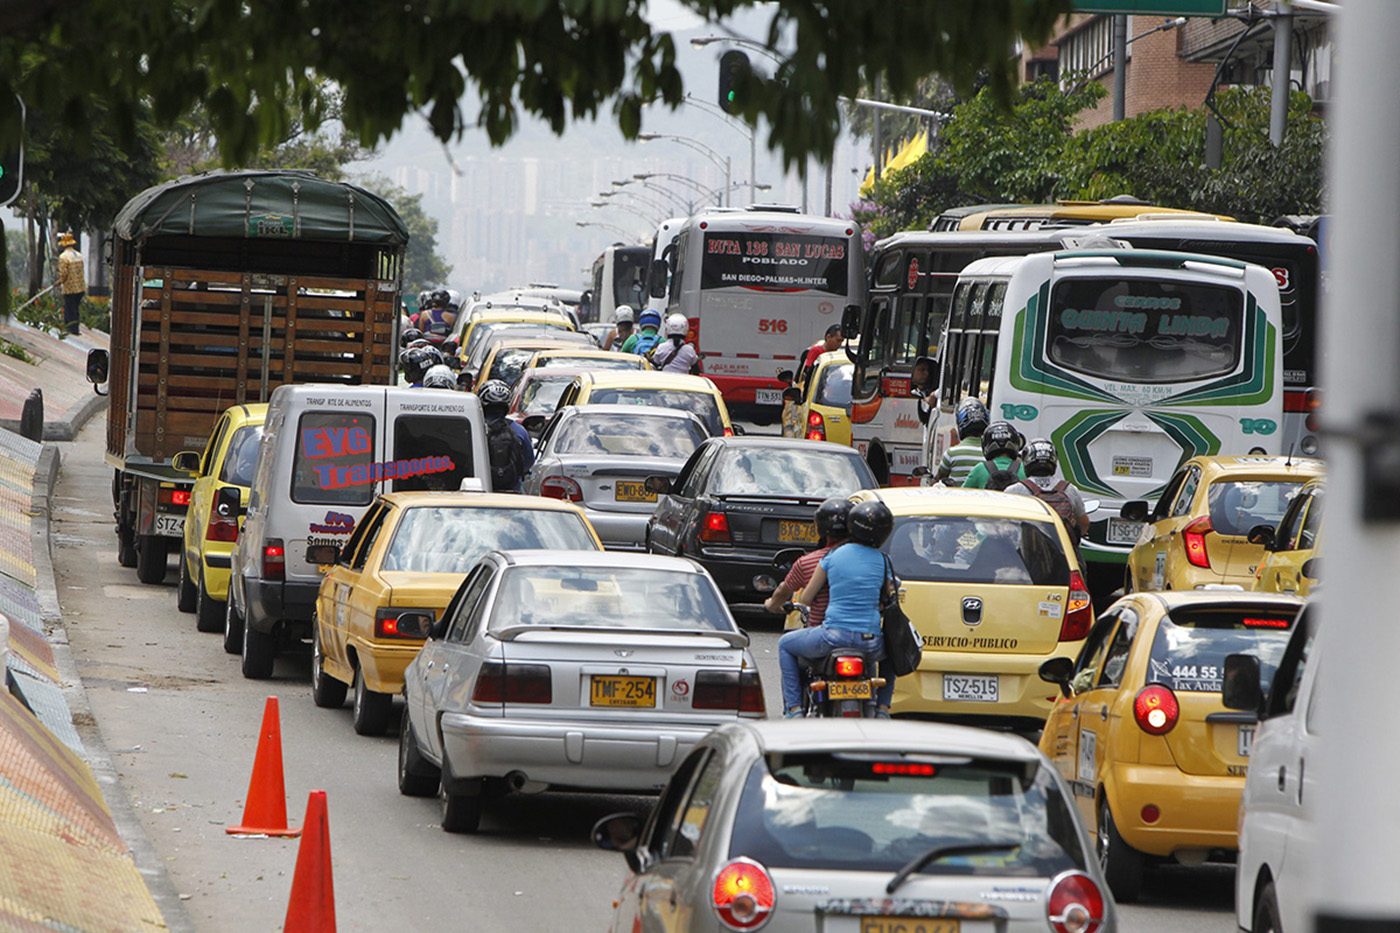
top-left (776, 370), bottom-right (795, 385)
top-left (650, 260), bottom-right (668, 298)
top-left (215, 486), bottom-right (243, 520)
top-left (841, 304), bottom-right (862, 340)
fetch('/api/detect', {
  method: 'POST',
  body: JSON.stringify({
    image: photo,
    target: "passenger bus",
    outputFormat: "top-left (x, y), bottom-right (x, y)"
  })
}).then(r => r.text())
top-left (658, 206), bottom-right (865, 421)
top-left (586, 244), bottom-right (651, 325)
top-left (930, 249), bottom-right (1283, 579)
top-left (930, 197), bottom-right (1227, 232)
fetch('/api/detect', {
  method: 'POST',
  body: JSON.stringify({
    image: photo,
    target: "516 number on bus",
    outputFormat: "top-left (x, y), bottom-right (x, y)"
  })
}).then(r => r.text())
top-left (758, 319), bottom-right (788, 334)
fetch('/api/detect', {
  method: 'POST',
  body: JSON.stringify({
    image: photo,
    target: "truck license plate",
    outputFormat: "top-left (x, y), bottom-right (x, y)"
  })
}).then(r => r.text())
top-left (755, 388), bottom-right (784, 406)
top-left (942, 675), bottom-right (998, 702)
top-left (154, 514), bottom-right (185, 537)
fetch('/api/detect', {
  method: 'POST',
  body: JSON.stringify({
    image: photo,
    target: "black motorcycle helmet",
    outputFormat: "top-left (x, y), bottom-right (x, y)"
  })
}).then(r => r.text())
top-left (401, 345), bottom-right (442, 384)
top-left (400, 326), bottom-right (425, 347)
top-left (981, 421), bottom-right (1021, 460)
top-left (814, 497), bottom-right (854, 541)
top-left (430, 288), bottom-right (451, 308)
top-left (955, 397), bottom-right (989, 438)
top-left (846, 499), bottom-right (894, 548)
top-left (1023, 437), bottom-right (1058, 477)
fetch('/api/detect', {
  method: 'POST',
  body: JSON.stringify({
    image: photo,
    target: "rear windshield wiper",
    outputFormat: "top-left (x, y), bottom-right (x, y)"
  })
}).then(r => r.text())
top-left (886, 841), bottom-right (1022, 894)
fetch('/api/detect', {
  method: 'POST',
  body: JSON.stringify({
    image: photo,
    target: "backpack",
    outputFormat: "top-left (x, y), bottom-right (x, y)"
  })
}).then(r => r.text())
top-left (631, 329), bottom-right (662, 357)
top-left (983, 457), bottom-right (1023, 492)
top-left (1022, 478), bottom-right (1080, 544)
top-left (486, 419), bottom-right (521, 491)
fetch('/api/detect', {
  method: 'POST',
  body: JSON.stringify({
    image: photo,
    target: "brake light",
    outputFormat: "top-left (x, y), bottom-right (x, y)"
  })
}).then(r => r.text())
top-left (692, 670), bottom-right (765, 713)
top-left (1242, 616), bottom-right (1290, 628)
top-left (262, 539), bottom-right (285, 581)
top-left (1134, 684), bottom-right (1179, 735)
top-left (1305, 388), bottom-right (1320, 432)
top-left (374, 608), bottom-right (433, 640)
top-left (540, 475), bottom-right (583, 502)
top-left (805, 410), bottom-right (826, 442)
top-left (699, 511), bottom-right (731, 544)
top-left (723, 426), bottom-right (735, 437)
top-left (871, 762), bottom-right (936, 776)
top-left (1046, 870), bottom-right (1106, 933)
top-left (471, 662), bottom-right (552, 704)
top-left (712, 858), bottom-right (775, 931)
top-left (1059, 570), bottom-right (1092, 641)
top-left (833, 656), bottom-right (863, 677)
top-left (687, 316), bottom-right (700, 346)
top-left (158, 486), bottom-right (191, 507)
top-left (206, 508), bottom-right (239, 543)
top-left (1183, 516), bottom-right (1212, 568)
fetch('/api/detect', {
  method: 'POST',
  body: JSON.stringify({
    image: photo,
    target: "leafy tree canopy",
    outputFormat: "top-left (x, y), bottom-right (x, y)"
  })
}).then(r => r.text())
top-left (359, 177), bottom-right (453, 295)
top-left (0, 1), bottom-right (1073, 172)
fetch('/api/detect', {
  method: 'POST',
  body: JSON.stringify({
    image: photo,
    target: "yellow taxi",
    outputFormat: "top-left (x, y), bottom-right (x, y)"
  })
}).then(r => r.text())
top-left (553, 370), bottom-right (736, 437)
top-left (1037, 590), bottom-right (1304, 902)
top-left (310, 491), bottom-right (602, 736)
top-left (1253, 476), bottom-right (1324, 596)
top-left (1123, 456), bottom-right (1324, 593)
top-left (522, 346), bottom-right (651, 373)
top-left (780, 350), bottom-right (853, 447)
top-left (848, 486), bottom-right (1093, 731)
top-left (173, 403), bottom-right (267, 634)
top-left (455, 309), bottom-right (577, 366)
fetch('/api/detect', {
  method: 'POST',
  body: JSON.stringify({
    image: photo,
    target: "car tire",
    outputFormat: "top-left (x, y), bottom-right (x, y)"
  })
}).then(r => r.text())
top-left (1097, 797), bottom-right (1145, 904)
top-left (176, 552), bottom-right (197, 612)
top-left (352, 665), bottom-right (394, 736)
top-left (440, 782), bottom-right (484, 834)
top-left (241, 615), bottom-right (277, 680)
top-left (223, 593), bottom-right (244, 655)
top-left (1255, 880), bottom-right (1283, 933)
top-left (397, 705), bottom-right (440, 797)
top-left (310, 622), bottom-right (348, 709)
top-left (195, 571), bottom-right (225, 633)
top-left (135, 534), bottom-right (169, 584)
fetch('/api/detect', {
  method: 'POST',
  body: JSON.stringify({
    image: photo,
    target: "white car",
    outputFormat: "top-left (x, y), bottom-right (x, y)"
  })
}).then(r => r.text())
top-left (398, 550), bottom-right (764, 834)
top-left (1229, 602), bottom-right (1318, 933)
top-left (523, 404), bottom-right (710, 550)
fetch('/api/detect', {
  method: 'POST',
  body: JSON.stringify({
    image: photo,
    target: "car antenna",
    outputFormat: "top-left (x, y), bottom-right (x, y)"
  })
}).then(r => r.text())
top-left (1286, 442), bottom-right (1295, 467)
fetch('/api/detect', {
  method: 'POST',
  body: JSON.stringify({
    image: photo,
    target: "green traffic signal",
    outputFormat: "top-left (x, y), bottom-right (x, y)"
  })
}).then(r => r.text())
top-left (718, 50), bottom-right (750, 115)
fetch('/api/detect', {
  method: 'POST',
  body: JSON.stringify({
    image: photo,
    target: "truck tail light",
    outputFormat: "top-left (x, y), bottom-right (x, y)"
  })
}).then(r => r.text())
top-left (471, 662), bottom-right (552, 704)
top-left (699, 511), bottom-right (731, 544)
top-left (692, 670), bottom-right (765, 714)
top-left (159, 486), bottom-right (191, 508)
top-left (712, 858), bottom-right (775, 931)
top-left (1059, 570), bottom-right (1093, 641)
top-left (262, 539), bottom-right (285, 581)
top-left (1046, 870), bottom-right (1106, 933)
top-left (1134, 684), bottom-right (1180, 735)
top-left (1183, 516), bottom-right (1213, 568)
top-left (805, 410), bottom-right (826, 442)
top-left (540, 475), bottom-right (583, 502)
top-left (1305, 388), bottom-right (1320, 432)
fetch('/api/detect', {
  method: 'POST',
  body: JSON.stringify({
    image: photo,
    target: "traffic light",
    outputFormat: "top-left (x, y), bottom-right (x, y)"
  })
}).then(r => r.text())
top-left (718, 50), bottom-right (751, 114)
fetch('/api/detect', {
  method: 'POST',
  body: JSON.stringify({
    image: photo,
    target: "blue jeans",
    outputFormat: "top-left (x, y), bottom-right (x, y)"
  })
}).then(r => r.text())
top-left (778, 625), bottom-right (894, 712)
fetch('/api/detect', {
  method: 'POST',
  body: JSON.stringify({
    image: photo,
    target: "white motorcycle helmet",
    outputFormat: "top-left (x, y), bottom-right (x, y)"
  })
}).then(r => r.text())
top-left (664, 313), bottom-right (688, 338)
top-left (614, 305), bottom-right (635, 324)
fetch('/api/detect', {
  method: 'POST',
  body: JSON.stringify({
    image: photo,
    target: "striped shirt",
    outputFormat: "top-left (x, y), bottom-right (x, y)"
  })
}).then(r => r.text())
top-left (784, 546), bottom-right (831, 625)
top-left (938, 438), bottom-right (984, 486)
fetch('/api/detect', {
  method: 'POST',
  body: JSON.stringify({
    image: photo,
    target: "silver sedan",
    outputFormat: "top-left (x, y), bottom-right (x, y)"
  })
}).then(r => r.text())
top-left (522, 404), bottom-right (710, 550)
top-left (398, 549), bottom-right (765, 834)
top-left (595, 719), bottom-right (1116, 933)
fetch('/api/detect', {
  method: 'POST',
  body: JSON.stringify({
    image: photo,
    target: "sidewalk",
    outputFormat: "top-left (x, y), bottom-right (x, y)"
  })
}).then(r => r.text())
top-left (0, 317), bottom-right (109, 441)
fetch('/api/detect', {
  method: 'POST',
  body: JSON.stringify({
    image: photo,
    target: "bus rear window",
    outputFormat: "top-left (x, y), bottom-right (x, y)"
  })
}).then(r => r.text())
top-left (1046, 277), bottom-right (1243, 383)
top-left (700, 232), bottom-right (849, 295)
top-left (1148, 607), bottom-right (1296, 693)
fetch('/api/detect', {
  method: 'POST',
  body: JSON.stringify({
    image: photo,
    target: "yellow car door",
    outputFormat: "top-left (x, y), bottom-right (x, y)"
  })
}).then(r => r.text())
top-left (1140, 466), bottom-right (1201, 590)
top-left (341, 505), bottom-right (396, 664)
top-left (182, 413), bottom-right (231, 580)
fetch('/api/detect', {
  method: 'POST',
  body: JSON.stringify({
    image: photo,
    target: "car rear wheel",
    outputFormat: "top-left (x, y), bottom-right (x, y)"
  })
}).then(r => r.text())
top-left (441, 781), bottom-right (484, 834)
top-left (223, 594), bottom-right (244, 654)
top-left (136, 534), bottom-right (169, 584)
top-left (310, 622), bottom-right (347, 709)
top-left (195, 571), bottom-right (225, 633)
top-left (241, 615), bottom-right (277, 679)
top-left (1097, 797), bottom-right (1145, 903)
top-left (1254, 880), bottom-right (1283, 933)
top-left (352, 665), bottom-right (393, 736)
top-left (397, 705), bottom-right (440, 797)
top-left (176, 552), bottom-right (197, 612)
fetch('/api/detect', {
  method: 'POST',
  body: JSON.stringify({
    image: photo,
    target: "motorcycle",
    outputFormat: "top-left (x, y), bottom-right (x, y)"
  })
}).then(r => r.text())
top-left (781, 600), bottom-right (886, 718)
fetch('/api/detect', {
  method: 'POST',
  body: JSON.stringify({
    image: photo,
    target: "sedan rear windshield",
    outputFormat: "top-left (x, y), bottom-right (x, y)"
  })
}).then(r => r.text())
top-left (554, 413), bottom-right (707, 458)
top-left (1206, 480), bottom-right (1302, 537)
top-left (729, 752), bottom-right (1084, 877)
top-left (883, 517), bottom-right (1070, 586)
top-left (489, 566), bottom-right (731, 632)
top-left (535, 353), bottom-right (641, 371)
top-left (382, 508), bottom-right (596, 573)
top-left (711, 448), bottom-right (873, 499)
top-left (588, 388), bottom-right (723, 435)
top-left (516, 374), bottom-right (575, 415)
top-left (1148, 607), bottom-right (1296, 694)
top-left (814, 362), bottom-right (854, 408)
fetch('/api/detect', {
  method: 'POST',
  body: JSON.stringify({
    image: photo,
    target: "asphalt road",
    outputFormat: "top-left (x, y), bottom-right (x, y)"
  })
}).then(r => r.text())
top-left (52, 416), bottom-right (1236, 931)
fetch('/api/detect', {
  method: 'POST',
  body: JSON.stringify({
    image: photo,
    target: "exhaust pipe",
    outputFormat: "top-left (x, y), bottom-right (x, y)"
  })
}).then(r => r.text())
top-left (506, 770), bottom-right (529, 791)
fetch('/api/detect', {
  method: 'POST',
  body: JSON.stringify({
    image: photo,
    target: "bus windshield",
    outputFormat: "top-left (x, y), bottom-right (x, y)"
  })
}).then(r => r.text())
top-left (1046, 277), bottom-right (1243, 384)
top-left (612, 248), bottom-right (651, 309)
top-left (701, 232), bottom-right (849, 294)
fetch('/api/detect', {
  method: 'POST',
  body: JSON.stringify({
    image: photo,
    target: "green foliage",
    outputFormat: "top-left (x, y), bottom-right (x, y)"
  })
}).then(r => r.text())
top-left (4, 230), bottom-right (25, 287)
top-left (0, 337), bottom-right (34, 363)
top-left (11, 291), bottom-right (111, 336)
top-left (358, 177), bottom-right (453, 294)
top-left (0, 0), bottom-right (1074, 171)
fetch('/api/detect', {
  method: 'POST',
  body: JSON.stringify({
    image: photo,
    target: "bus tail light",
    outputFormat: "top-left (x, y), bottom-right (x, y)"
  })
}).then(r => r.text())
top-left (1134, 684), bottom-right (1179, 735)
top-left (712, 858), bottom-right (775, 930)
top-left (1305, 388), bottom-right (1320, 432)
top-left (805, 410), bottom-right (826, 442)
top-left (1046, 870), bottom-right (1106, 933)
top-left (1059, 571), bottom-right (1092, 641)
top-left (1183, 516), bottom-right (1212, 568)
top-left (699, 511), bottom-right (732, 545)
top-left (687, 316), bottom-right (700, 347)
top-left (540, 476), bottom-right (583, 502)
top-left (262, 539), bottom-right (285, 581)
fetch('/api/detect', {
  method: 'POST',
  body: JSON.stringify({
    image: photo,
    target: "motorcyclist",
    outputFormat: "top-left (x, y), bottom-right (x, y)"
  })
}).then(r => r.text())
top-left (650, 313), bottom-right (702, 374)
top-left (479, 379), bottom-right (533, 492)
top-left (935, 398), bottom-right (990, 487)
top-left (422, 364), bottom-right (458, 390)
top-left (780, 498), bottom-right (897, 718)
top-left (763, 497), bottom-right (852, 627)
top-left (603, 305), bottom-right (635, 351)
top-left (400, 345), bottom-right (443, 387)
top-left (419, 288), bottom-right (456, 343)
top-left (1005, 437), bottom-right (1090, 545)
top-left (622, 308), bottom-right (663, 356)
top-left (962, 421), bottom-right (1028, 491)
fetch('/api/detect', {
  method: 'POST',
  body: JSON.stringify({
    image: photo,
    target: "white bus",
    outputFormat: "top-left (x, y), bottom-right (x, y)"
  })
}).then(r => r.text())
top-left (657, 206), bottom-right (865, 422)
top-left (928, 249), bottom-right (1284, 578)
top-left (586, 244), bottom-right (651, 324)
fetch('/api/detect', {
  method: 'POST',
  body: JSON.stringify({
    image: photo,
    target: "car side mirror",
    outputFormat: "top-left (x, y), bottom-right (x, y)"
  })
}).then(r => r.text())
top-left (1247, 524), bottom-right (1276, 549)
top-left (428, 615), bottom-right (451, 641)
top-left (172, 450), bottom-right (202, 475)
top-left (1038, 656), bottom-right (1075, 698)
top-left (214, 486), bottom-right (243, 520)
top-left (650, 260), bottom-right (669, 298)
top-left (776, 369), bottom-right (795, 385)
top-left (85, 348), bottom-right (109, 386)
top-left (644, 475), bottom-right (672, 495)
top-left (593, 812), bottom-right (644, 873)
top-left (1119, 500), bottom-right (1150, 523)
top-left (841, 304), bottom-right (862, 339)
top-left (782, 387), bottom-right (802, 402)
top-left (911, 466), bottom-right (930, 478)
top-left (1301, 557), bottom-right (1321, 579)
top-left (730, 423), bottom-right (745, 436)
top-left (522, 414), bottom-right (548, 436)
top-left (390, 610), bottom-right (435, 640)
top-left (306, 544), bottom-right (341, 566)
top-left (1221, 653), bottom-right (1264, 715)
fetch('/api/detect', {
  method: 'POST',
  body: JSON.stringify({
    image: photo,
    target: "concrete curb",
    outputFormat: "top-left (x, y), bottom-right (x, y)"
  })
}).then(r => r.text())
top-left (0, 390), bottom-right (108, 443)
top-left (31, 445), bottom-right (197, 933)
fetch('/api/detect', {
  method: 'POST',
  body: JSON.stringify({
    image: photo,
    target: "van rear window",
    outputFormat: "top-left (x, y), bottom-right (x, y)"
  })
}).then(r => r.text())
top-left (392, 416), bottom-right (475, 492)
top-left (292, 412), bottom-right (377, 506)
top-left (1148, 606), bottom-right (1297, 694)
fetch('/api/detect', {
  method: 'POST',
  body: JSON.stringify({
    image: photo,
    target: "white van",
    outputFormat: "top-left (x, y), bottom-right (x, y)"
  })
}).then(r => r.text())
top-left (227, 384), bottom-right (490, 679)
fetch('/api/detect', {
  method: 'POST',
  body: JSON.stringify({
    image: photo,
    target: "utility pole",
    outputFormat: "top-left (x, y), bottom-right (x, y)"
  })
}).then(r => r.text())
top-left (1313, 1), bottom-right (1400, 931)
top-left (1112, 15), bottom-right (1128, 121)
top-left (1269, 1), bottom-right (1294, 146)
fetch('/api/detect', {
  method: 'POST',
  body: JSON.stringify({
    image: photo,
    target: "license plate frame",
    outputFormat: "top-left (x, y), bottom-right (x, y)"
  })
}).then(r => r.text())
top-left (1106, 518), bottom-right (1144, 545)
top-left (826, 681), bottom-right (872, 700)
top-left (589, 675), bottom-right (657, 708)
top-left (1238, 724), bottom-right (1255, 757)
top-left (860, 919), bottom-right (960, 933)
top-left (614, 480), bottom-right (656, 503)
top-left (154, 514), bottom-right (185, 537)
top-left (778, 520), bottom-right (819, 544)
top-left (755, 388), bottom-right (784, 406)
top-left (942, 674), bottom-right (998, 703)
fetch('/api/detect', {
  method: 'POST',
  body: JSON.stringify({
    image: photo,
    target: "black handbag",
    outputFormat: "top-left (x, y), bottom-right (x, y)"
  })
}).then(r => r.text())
top-left (880, 556), bottom-right (923, 677)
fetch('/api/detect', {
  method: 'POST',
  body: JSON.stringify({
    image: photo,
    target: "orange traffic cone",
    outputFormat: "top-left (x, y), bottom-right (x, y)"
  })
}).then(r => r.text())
top-left (227, 697), bottom-right (301, 837)
top-left (284, 790), bottom-right (335, 933)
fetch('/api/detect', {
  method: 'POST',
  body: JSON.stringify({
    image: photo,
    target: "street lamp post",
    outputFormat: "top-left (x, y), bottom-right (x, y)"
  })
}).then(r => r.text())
top-left (683, 92), bottom-right (761, 208)
top-left (638, 133), bottom-right (732, 206)
top-left (576, 220), bottom-right (643, 241)
top-left (590, 199), bottom-right (658, 226)
top-left (600, 188), bottom-right (673, 219)
top-left (613, 178), bottom-right (689, 214)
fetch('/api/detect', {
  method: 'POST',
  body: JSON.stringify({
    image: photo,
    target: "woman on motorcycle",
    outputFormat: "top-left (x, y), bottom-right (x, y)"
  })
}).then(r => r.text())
top-left (778, 499), bottom-right (897, 718)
